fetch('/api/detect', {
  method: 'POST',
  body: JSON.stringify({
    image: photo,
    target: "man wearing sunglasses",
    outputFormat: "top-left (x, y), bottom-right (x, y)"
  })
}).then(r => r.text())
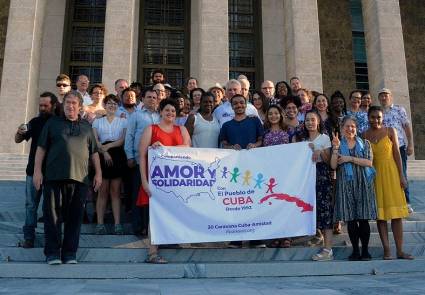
top-left (33, 91), bottom-right (102, 265)
top-left (55, 74), bottom-right (72, 103)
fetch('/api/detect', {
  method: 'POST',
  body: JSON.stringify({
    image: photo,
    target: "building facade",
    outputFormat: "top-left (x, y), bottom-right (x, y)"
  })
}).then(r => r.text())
top-left (0, 0), bottom-right (423, 158)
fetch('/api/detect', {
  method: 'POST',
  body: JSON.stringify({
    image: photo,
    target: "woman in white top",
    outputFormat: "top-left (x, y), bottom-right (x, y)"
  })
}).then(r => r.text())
top-left (294, 111), bottom-right (334, 261)
top-left (92, 94), bottom-right (127, 235)
top-left (185, 92), bottom-right (220, 148)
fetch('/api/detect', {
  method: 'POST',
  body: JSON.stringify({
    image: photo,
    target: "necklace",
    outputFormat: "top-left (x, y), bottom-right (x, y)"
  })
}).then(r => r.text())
top-left (368, 129), bottom-right (385, 144)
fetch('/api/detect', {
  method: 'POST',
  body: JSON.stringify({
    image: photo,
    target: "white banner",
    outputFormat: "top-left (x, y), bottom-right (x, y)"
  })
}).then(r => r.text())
top-left (148, 142), bottom-right (316, 244)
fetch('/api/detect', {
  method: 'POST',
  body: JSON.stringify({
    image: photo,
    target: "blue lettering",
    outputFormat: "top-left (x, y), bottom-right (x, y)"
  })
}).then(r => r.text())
top-left (164, 165), bottom-right (179, 178)
top-left (180, 165), bottom-right (193, 178)
top-left (151, 166), bottom-right (164, 178)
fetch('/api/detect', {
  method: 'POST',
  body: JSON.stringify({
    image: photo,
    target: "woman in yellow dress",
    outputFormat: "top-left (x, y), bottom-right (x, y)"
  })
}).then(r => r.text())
top-left (364, 106), bottom-right (413, 260)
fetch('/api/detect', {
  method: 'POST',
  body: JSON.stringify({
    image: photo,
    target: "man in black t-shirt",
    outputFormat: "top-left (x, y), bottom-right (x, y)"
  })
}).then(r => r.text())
top-left (15, 92), bottom-right (58, 248)
top-left (33, 91), bottom-right (102, 265)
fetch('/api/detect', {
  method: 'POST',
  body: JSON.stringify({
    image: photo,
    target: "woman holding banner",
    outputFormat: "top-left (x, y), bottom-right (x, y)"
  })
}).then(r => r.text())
top-left (262, 104), bottom-right (292, 248)
top-left (295, 111), bottom-right (334, 260)
top-left (138, 99), bottom-right (191, 263)
top-left (331, 115), bottom-right (377, 261)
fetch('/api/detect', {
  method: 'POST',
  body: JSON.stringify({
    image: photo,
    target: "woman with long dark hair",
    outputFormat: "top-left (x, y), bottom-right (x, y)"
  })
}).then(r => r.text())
top-left (294, 111), bottom-right (334, 260)
top-left (252, 91), bottom-right (269, 123)
top-left (139, 99), bottom-right (191, 263)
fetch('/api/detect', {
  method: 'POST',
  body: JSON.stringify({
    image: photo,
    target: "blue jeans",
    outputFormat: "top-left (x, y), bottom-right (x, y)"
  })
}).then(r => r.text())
top-left (399, 145), bottom-right (410, 203)
top-left (23, 176), bottom-right (42, 241)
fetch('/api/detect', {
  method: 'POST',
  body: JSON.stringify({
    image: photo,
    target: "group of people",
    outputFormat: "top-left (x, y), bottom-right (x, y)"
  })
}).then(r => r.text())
top-left (15, 69), bottom-right (415, 265)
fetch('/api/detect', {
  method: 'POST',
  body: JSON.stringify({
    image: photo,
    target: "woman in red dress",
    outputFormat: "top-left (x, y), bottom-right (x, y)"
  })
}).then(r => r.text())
top-left (139, 99), bottom-right (191, 263)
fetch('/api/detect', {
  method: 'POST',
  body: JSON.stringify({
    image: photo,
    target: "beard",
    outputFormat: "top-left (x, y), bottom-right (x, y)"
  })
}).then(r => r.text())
top-left (123, 103), bottom-right (136, 109)
top-left (39, 111), bottom-right (52, 118)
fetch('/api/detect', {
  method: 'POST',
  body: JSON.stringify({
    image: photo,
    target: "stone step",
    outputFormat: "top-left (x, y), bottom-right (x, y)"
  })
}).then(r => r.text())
top-left (0, 233), bottom-right (353, 248)
top-left (3, 217), bottom-right (425, 233)
top-left (1, 245), bottom-right (424, 263)
top-left (0, 258), bottom-right (423, 279)
top-left (0, 175), bottom-right (25, 181)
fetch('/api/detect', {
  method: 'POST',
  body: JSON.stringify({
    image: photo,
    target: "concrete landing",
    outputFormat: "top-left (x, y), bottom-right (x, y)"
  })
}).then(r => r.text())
top-left (0, 258), bottom-right (424, 279)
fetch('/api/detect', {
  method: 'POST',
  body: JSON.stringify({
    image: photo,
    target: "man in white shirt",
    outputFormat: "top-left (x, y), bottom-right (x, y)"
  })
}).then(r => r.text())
top-left (238, 78), bottom-right (251, 100)
top-left (213, 79), bottom-right (259, 127)
top-left (76, 75), bottom-right (92, 106)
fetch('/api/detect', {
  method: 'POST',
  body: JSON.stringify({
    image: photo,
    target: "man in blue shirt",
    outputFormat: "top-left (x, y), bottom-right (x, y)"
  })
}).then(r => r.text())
top-left (125, 88), bottom-right (160, 235)
top-left (219, 94), bottom-right (265, 248)
top-left (220, 94), bottom-right (263, 150)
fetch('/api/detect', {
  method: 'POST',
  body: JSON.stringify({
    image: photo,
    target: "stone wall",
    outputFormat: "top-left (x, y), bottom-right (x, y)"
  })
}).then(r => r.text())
top-left (400, 0), bottom-right (425, 159)
top-left (0, 0), bottom-right (10, 88)
top-left (318, 0), bottom-right (356, 97)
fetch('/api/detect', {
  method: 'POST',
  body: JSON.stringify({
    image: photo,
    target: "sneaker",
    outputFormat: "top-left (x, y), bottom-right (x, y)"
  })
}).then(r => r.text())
top-left (114, 224), bottom-right (124, 235)
top-left (254, 244), bottom-right (267, 248)
top-left (47, 257), bottom-right (62, 265)
top-left (407, 204), bottom-right (414, 214)
top-left (312, 248), bottom-right (333, 261)
top-left (64, 259), bottom-right (78, 264)
top-left (95, 224), bottom-right (107, 235)
top-left (22, 239), bottom-right (34, 249)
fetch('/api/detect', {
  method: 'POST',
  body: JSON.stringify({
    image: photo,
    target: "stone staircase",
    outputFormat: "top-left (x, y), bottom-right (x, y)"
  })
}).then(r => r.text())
top-left (0, 153), bottom-right (424, 279)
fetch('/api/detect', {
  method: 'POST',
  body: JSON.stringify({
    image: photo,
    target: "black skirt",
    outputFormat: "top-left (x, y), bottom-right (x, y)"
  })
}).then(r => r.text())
top-left (99, 141), bottom-right (127, 179)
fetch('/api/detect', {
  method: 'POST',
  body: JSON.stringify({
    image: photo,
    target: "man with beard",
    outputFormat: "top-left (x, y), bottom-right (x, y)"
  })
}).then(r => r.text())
top-left (219, 94), bottom-right (265, 248)
top-left (151, 69), bottom-right (166, 85)
top-left (116, 87), bottom-right (137, 119)
top-left (33, 91), bottom-right (102, 265)
top-left (290, 76), bottom-right (302, 94)
top-left (15, 92), bottom-right (58, 248)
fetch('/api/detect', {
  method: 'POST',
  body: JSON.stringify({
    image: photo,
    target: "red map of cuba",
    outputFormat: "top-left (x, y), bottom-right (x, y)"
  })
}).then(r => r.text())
top-left (259, 193), bottom-right (314, 213)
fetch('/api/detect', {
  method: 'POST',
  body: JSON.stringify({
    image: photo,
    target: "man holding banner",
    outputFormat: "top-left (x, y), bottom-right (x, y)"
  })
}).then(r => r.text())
top-left (219, 94), bottom-right (265, 248)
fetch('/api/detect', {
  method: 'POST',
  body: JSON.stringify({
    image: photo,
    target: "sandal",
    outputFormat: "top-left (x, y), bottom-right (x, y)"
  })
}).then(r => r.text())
top-left (397, 253), bottom-right (414, 260)
top-left (333, 222), bottom-right (342, 235)
top-left (145, 255), bottom-right (168, 264)
top-left (281, 239), bottom-right (291, 248)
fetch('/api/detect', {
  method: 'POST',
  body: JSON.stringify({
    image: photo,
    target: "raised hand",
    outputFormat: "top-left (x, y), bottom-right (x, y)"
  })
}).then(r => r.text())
top-left (332, 131), bottom-right (340, 149)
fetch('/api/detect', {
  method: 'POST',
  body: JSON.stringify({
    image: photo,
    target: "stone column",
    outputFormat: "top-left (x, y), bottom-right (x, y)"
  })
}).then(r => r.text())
top-left (361, 0), bottom-right (411, 114)
top-left (262, 0), bottom-right (285, 83)
top-left (190, 0), bottom-right (229, 89)
top-left (102, 0), bottom-right (137, 93)
top-left (38, 0), bottom-right (66, 95)
top-left (283, 0), bottom-right (323, 92)
top-left (0, 0), bottom-right (46, 153)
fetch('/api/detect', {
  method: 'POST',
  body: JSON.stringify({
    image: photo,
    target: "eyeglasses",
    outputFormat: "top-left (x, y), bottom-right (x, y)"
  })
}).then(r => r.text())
top-left (57, 83), bottom-right (70, 88)
top-left (106, 102), bottom-right (118, 106)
